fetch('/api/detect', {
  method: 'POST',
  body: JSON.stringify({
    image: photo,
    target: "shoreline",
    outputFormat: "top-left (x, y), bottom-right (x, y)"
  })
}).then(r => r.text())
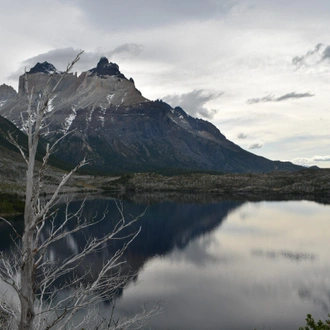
top-left (1, 168), bottom-right (330, 215)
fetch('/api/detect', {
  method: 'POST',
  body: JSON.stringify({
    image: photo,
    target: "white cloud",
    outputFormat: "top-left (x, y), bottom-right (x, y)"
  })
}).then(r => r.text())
top-left (292, 155), bottom-right (330, 167)
top-left (7, 45), bottom-right (144, 82)
top-left (314, 156), bottom-right (330, 162)
top-left (1, 0), bottom-right (330, 167)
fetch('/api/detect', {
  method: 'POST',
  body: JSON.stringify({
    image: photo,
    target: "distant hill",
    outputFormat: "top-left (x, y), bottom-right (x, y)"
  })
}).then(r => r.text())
top-left (0, 115), bottom-right (27, 153)
top-left (0, 115), bottom-right (74, 172)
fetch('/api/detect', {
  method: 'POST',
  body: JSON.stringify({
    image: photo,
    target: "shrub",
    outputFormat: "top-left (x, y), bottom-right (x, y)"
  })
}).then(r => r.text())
top-left (299, 314), bottom-right (330, 330)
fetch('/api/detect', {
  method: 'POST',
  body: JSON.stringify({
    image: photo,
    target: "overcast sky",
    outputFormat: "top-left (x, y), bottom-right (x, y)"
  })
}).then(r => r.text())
top-left (1, 0), bottom-right (330, 167)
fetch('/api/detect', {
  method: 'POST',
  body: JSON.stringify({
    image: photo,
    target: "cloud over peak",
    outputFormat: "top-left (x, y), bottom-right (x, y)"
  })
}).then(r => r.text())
top-left (7, 45), bottom-right (143, 81)
top-left (163, 89), bottom-right (222, 119)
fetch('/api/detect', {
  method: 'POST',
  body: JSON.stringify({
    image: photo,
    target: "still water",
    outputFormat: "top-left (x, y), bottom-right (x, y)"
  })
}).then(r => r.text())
top-left (2, 197), bottom-right (330, 329)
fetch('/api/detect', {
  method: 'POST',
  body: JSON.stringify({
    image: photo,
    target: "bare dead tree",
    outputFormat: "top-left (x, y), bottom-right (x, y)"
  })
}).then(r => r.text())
top-left (0, 53), bottom-right (162, 330)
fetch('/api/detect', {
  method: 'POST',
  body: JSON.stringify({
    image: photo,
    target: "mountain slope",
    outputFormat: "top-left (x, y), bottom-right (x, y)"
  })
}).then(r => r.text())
top-left (0, 58), bottom-right (302, 174)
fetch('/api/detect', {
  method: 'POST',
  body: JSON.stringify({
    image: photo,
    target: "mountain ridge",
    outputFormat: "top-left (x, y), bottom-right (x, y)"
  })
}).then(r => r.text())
top-left (0, 58), bottom-right (302, 174)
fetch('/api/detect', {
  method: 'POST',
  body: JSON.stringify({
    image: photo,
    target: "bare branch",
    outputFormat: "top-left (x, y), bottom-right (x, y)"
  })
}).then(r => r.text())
top-left (34, 158), bottom-right (88, 225)
top-left (0, 51), bottom-right (159, 330)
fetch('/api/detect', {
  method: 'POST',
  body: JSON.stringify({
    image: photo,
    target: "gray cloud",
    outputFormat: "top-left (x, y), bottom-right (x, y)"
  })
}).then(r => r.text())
top-left (73, 0), bottom-right (237, 32)
top-left (292, 43), bottom-right (330, 67)
top-left (248, 142), bottom-right (263, 149)
top-left (313, 155), bottom-right (330, 162)
top-left (292, 43), bottom-right (324, 67)
top-left (276, 92), bottom-right (314, 101)
top-left (321, 45), bottom-right (330, 61)
top-left (237, 133), bottom-right (247, 139)
top-left (163, 89), bottom-right (222, 119)
top-left (7, 45), bottom-right (143, 80)
top-left (292, 155), bottom-right (330, 166)
top-left (247, 92), bottom-right (314, 104)
top-left (247, 95), bottom-right (274, 104)
top-left (107, 44), bottom-right (143, 59)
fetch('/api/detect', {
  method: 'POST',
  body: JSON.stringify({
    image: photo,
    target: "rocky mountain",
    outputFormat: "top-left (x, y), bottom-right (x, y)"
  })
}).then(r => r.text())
top-left (0, 58), bottom-right (302, 174)
top-left (0, 84), bottom-right (17, 107)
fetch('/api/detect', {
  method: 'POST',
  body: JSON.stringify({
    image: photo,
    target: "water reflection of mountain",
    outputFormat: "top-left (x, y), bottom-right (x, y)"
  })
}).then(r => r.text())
top-left (1, 197), bottom-right (243, 282)
top-left (51, 198), bottom-right (244, 274)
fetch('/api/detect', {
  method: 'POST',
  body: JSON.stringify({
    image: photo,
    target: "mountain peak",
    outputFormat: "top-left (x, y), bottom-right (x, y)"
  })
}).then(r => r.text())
top-left (0, 84), bottom-right (17, 103)
top-left (89, 57), bottom-right (125, 78)
top-left (28, 61), bottom-right (61, 75)
top-left (0, 58), bottom-right (303, 174)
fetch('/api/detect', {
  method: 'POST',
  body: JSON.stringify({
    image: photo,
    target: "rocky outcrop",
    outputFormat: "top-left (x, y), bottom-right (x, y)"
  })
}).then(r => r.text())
top-left (0, 84), bottom-right (17, 106)
top-left (89, 57), bottom-right (125, 78)
top-left (0, 58), bottom-right (303, 174)
top-left (27, 61), bottom-right (62, 74)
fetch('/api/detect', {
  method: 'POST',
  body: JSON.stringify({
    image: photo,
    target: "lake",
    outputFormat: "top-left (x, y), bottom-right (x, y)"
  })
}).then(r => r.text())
top-left (1, 197), bottom-right (330, 329)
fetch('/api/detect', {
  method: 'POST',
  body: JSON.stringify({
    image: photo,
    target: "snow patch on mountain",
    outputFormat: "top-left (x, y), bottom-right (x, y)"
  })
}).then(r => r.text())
top-left (107, 94), bottom-right (114, 104)
top-left (87, 106), bottom-right (95, 123)
top-left (121, 93), bottom-right (127, 105)
top-left (114, 92), bottom-right (127, 110)
top-left (62, 106), bottom-right (77, 133)
top-left (22, 113), bottom-right (36, 134)
top-left (98, 116), bottom-right (105, 127)
top-left (46, 95), bottom-right (57, 113)
top-left (98, 106), bottom-right (107, 127)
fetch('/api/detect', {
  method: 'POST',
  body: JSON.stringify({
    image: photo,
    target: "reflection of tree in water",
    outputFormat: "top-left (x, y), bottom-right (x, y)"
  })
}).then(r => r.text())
top-left (0, 197), bottom-right (243, 299)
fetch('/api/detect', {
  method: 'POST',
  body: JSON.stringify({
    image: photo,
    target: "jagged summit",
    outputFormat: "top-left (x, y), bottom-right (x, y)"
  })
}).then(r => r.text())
top-left (0, 58), bottom-right (303, 174)
top-left (28, 61), bottom-right (62, 75)
top-left (89, 57), bottom-right (125, 78)
top-left (0, 84), bottom-right (17, 102)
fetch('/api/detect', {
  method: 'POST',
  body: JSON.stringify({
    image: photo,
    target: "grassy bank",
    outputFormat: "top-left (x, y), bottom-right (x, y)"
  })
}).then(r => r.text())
top-left (104, 168), bottom-right (330, 197)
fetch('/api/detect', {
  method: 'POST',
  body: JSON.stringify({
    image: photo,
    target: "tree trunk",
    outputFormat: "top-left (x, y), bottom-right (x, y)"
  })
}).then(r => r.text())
top-left (19, 150), bottom-right (36, 330)
top-left (19, 228), bottom-right (35, 330)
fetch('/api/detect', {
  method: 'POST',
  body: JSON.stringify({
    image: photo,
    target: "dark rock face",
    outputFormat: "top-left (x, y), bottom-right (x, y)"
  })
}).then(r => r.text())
top-left (27, 61), bottom-right (61, 74)
top-left (89, 57), bottom-right (125, 78)
top-left (0, 58), bottom-right (303, 174)
top-left (0, 115), bottom-right (26, 151)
